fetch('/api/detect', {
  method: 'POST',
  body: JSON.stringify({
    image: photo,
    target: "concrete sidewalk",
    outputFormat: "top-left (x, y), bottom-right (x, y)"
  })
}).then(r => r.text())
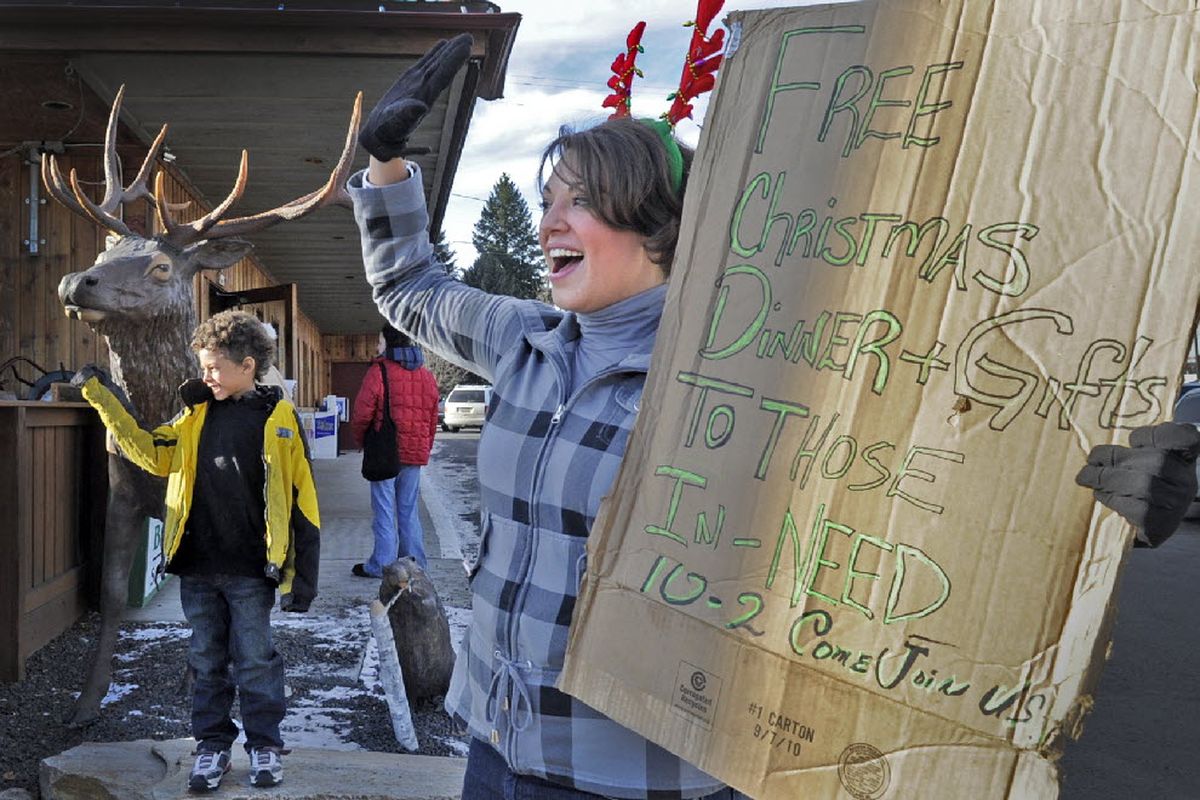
top-left (43, 451), bottom-right (472, 800)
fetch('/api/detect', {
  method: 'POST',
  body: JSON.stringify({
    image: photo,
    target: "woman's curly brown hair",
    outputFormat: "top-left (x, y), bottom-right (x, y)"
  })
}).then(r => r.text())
top-left (191, 310), bottom-right (276, 379)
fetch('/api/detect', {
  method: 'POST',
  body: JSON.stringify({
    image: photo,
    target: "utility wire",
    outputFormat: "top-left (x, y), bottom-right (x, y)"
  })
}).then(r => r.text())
top-left (507, 75), bottom-right (679, 93)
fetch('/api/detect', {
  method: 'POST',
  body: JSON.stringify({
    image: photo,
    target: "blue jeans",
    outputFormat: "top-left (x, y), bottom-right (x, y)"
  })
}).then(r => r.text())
top-left (179, 574), bottom-right (285, 752)
top-left (367, 464), bottom-right (426, 574)
top-left (462, 738), bottom-right (748, 800)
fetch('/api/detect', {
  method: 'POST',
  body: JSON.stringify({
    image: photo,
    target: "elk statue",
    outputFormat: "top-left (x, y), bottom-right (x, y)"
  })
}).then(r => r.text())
top-left (42, 85), bottom-right (360, 725)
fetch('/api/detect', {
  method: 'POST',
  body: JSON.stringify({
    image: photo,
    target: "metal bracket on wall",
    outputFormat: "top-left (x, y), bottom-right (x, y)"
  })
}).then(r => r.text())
top-left (22, 146), bottom-right (46, 256)
top-left (20, 142), bottom-right (63, 256)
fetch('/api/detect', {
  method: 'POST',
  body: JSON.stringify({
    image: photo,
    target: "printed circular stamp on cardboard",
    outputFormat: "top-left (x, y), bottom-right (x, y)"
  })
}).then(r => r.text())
top-left (837, 743), bottom-right (890, 800)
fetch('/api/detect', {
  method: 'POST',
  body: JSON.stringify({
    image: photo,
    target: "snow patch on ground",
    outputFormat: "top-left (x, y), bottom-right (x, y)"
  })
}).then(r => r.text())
top-left (116, 622), bottom-right (190, 663)
top-left (284, 685), bottom-right (372, 751)
top-left (273, 607), bottom-right (369, 642)
top-left (100, 682), bottom-right (138, 706)
top-left (434, 735), bottom-right (471, 757)
top-left (275, 607), bottom-right (372, 683)
top-left (121, 623), bottom-right (190, 642)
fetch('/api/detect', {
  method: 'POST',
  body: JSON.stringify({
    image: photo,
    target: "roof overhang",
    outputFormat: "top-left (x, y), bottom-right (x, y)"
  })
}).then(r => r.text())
top-left (0, 1), bottom-right (520, 334)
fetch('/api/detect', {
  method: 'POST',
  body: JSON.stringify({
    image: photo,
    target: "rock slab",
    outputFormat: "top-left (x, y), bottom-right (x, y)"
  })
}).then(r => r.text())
top-left (41, 739), bottom-right (466, 799)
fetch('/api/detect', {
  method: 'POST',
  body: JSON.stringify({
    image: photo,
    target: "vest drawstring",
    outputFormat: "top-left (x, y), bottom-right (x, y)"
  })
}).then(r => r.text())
top-left (484, 649), bottom-right (534, 733)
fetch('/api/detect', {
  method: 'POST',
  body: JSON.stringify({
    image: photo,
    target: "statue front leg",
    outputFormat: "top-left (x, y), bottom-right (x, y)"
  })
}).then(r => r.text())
top-left (67, 456), bottom-right (147, 726)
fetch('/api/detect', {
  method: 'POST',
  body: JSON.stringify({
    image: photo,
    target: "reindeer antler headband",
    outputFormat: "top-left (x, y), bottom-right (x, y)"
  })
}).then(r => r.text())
top-left (601, 0), bottom-right (726, 193)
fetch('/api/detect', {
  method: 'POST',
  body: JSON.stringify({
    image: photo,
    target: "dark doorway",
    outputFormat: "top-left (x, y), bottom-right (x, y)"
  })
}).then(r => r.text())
top-left (331, 361), bottom-right (372, 453)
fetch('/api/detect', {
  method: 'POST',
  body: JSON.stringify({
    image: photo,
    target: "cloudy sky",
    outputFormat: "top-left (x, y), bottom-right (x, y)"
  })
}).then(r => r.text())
top-left (440, 0), bottom-right (841, 268)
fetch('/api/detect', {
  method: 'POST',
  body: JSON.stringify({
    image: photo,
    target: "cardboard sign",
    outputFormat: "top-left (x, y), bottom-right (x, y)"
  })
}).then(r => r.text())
top-left (560, 2), bottom-right (1200, 797)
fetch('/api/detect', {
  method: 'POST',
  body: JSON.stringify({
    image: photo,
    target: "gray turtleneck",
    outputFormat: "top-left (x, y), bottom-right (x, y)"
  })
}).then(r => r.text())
top-left (569, 283), bottom-right (668, 395)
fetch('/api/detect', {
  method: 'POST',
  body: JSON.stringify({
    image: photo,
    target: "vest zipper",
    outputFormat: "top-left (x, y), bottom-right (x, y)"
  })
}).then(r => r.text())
top-left (502, 364), bottom-right (641, 765)
top-left (504, 374), bottom-right (568, 763)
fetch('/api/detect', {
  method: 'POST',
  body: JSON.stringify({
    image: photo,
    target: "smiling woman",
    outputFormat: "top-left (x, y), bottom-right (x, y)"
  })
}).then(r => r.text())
top-left (346, 22), bottom-right (1200, 800)
top-left (346, 31), bottom-right (750, 800)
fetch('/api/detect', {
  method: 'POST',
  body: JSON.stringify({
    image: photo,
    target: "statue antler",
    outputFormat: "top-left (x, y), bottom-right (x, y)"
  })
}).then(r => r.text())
top-left (42, 84), bottom-right (168, 237)
top-left (155, 92), bottom-right (362, 246)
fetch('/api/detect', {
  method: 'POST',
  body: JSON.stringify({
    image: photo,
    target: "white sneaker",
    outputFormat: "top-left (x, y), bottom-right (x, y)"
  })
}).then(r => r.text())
top-left (188, 749), bottom-right (231, 792)
top-left (249, 747), bottom-right (283, 788)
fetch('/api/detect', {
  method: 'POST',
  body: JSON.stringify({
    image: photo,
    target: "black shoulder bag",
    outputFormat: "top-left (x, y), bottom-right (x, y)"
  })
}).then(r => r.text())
top-left (361, 362), bottom-right (401, 481)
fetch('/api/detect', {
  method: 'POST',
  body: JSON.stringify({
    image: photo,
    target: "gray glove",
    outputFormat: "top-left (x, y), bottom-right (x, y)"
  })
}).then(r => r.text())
top-left (70, 363), bottom-right (111, 389)
top-left (1075, 422), bottom-right (1200, 547)
top-left (71, 363), bottom-right (134, 412)
top-left (359, 33), bottom-right (473, 161)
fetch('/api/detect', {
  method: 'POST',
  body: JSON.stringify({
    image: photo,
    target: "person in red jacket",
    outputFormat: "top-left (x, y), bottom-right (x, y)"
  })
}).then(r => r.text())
top-left (350, 323), bottom-right (440, 576)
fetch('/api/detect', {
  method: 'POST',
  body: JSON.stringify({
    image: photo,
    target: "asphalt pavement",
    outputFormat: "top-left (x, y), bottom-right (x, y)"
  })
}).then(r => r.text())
top-left (1057, 522), bottom-right (1200, 798)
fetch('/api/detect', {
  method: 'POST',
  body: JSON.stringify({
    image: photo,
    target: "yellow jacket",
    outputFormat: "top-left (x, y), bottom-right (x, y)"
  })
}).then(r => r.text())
top-left (80, 376), bottom-right (320, 603)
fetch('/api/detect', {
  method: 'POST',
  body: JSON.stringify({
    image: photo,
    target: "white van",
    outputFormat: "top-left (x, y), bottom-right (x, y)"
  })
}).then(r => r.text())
top-left (443, 384), bottom-right (492, 432)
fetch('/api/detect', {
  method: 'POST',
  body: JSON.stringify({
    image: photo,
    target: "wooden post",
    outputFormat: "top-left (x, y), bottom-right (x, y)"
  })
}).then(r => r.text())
top-left (0, 407), bottom-right (22, 681)
top-left (285, 283), bottom-right (298, 389)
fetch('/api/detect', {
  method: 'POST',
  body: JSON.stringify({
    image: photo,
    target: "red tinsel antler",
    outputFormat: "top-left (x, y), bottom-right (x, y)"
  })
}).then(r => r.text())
top-left (664, 0), bottom-right (726, 126)
top-left (602, 21), bottom-right (647, 119)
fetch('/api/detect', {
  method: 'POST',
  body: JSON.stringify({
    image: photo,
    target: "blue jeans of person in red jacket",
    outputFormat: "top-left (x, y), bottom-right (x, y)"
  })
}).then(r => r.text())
top-left (366, 464), bottom-right (427, 575)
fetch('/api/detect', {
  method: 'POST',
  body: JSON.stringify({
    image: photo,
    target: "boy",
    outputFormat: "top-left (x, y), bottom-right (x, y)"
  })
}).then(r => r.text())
top-left (73, 309), bottom-right (320, 791)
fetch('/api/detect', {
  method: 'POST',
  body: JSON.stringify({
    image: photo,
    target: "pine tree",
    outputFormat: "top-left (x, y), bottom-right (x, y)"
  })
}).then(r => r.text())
top-left (432, 228), bottom-right (458, 276)
top-left (426, 352), bottom-right (483, 397)
top-left (462, 173), bottom-right (543, 299)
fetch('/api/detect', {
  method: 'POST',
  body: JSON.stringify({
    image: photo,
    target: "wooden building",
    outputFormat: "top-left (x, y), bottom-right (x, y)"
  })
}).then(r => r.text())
top-left (0, 0), bottom-right (518, 679)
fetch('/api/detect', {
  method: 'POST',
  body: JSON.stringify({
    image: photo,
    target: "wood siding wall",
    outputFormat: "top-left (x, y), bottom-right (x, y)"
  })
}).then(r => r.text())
top-left (0, 155), bottom-right (331, 407)
top-left (0, 153), bottom-right (110, 388)
top-left (323, 333), bottom-right (379, 362)
top-left (296, 314), bottom-right (328, 408)
top-left (0, 402), bottom-right (106, 681)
